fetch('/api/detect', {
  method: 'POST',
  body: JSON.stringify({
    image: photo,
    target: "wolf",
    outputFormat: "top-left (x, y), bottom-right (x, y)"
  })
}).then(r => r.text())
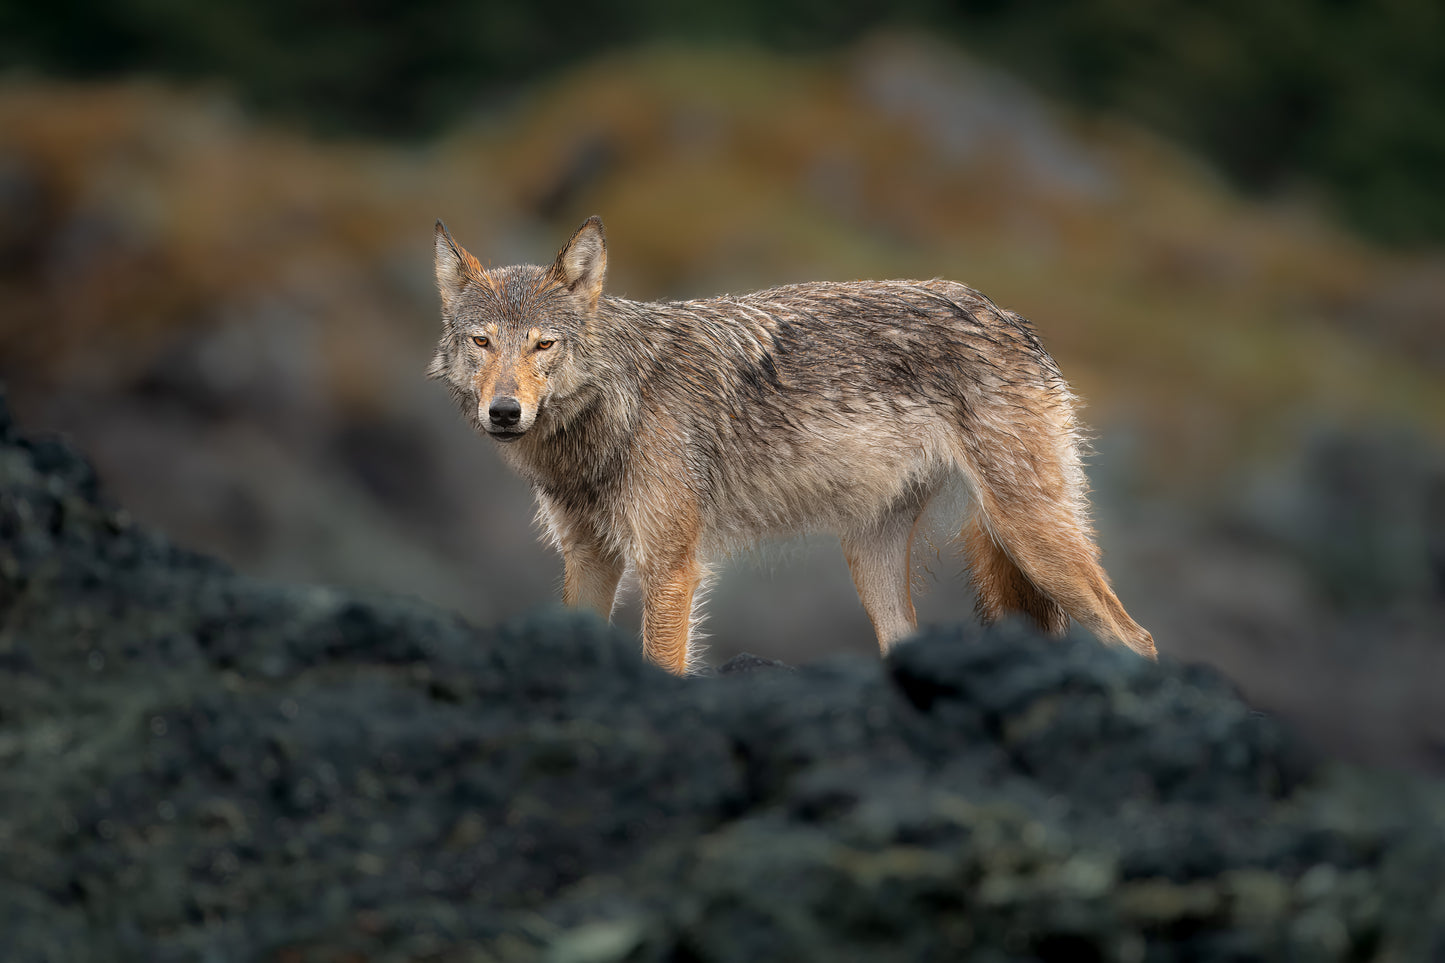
top-left (428, 216), bottom-right (1156, 674)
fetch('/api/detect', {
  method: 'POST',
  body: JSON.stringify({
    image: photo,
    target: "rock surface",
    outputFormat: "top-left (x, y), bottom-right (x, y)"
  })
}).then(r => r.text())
top-left (1, 388), bottom-right (1443, 962)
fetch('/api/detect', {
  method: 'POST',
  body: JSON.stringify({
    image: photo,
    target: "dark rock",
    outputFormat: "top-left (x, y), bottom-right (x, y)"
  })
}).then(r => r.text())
top-left (716, 652), bottom-right (794, 675)
top-left (1, 390), bottom-right (1442, 962)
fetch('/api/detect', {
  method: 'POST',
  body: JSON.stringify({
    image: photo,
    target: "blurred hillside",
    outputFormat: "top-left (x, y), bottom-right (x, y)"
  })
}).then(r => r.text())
top-left (1, 37), bottom-right (1444, 770)
top-left (5, 0), bottom-right (1443, 245)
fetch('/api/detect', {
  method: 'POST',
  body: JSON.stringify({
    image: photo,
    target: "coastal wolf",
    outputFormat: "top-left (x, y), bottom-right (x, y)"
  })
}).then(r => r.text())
top-left (429, 216), bottom-right (1156, 674)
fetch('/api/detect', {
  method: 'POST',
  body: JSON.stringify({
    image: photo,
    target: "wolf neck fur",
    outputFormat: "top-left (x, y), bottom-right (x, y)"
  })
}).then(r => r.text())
top-left (500, 292), bottom-right (766, 509)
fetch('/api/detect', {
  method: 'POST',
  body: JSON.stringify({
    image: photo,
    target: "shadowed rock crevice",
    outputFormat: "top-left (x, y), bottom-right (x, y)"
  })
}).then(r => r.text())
top-left (0, 388), bottom-right (1442, 961)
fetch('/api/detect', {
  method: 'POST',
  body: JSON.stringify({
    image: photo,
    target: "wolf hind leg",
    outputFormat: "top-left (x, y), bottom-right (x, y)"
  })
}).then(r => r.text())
top-left (841, 492), bottom-right (928, 654)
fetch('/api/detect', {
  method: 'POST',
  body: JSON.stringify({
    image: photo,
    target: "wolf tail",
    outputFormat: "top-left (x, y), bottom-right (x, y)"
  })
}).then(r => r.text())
top-left (953, 380), bottom-right (1156, 658)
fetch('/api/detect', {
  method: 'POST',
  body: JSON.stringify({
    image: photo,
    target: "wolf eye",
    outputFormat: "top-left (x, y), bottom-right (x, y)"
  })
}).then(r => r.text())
top-left (535, 339), bottom-right (555, 351)
top-left (472, 336), bottom-right (489, 348)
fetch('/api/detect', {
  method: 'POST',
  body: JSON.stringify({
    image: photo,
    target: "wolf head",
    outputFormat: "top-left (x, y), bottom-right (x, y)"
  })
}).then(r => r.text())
top-left (428, 216), bottom-right (607, 441)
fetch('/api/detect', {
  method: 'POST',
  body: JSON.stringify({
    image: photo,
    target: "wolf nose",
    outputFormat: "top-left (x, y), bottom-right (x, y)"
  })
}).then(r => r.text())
top-left (489, 397), bottom-right (523, 428)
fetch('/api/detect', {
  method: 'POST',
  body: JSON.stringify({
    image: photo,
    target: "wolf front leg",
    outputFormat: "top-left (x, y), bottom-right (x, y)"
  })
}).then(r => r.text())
top-left (561, 538), bottom-right (625, 621)
top-left (637, 546), bottom-right (704, 675)
top-left (538, 494), bottom-right (626, 621)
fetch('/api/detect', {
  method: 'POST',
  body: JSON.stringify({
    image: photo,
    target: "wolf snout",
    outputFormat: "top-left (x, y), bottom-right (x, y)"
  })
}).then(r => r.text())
top-left (488, 397), bottom-right (523, 429)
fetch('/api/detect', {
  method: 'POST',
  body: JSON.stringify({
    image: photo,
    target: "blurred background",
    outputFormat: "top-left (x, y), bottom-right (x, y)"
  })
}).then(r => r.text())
top-left (2, 1), bottom-right (1442, 770)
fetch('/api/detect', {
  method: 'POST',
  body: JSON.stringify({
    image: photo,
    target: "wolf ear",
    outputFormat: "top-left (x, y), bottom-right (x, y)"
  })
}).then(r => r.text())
top-left (549, 216), bottom-right (607, 310)
top-left (435, 219), bottom-right (483, 307)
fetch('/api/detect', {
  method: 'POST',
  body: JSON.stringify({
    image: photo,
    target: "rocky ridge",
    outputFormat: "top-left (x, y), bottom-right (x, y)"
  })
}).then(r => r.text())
top-left (1, 388), bottom-right (1442, 962)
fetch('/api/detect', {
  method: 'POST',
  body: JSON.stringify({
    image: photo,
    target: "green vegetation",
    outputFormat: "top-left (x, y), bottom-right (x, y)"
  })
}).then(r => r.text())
top-left (960, 0), bottom-right (1445, 246)
top-left (2, 0), bottom-right (1441, 244)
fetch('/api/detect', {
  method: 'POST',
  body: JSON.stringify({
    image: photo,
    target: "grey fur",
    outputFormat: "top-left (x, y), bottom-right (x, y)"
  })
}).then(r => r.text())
top-left (430, 217), bottom-right (1156, 672)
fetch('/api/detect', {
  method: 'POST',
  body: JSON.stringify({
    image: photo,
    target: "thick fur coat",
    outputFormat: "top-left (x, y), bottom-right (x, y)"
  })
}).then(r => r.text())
top-left (430, 216), bottom-right (1155, 673)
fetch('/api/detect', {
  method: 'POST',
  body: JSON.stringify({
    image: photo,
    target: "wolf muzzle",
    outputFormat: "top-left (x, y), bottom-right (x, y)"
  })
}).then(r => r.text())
top-left (486, 397), bottom-right (526, 440)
